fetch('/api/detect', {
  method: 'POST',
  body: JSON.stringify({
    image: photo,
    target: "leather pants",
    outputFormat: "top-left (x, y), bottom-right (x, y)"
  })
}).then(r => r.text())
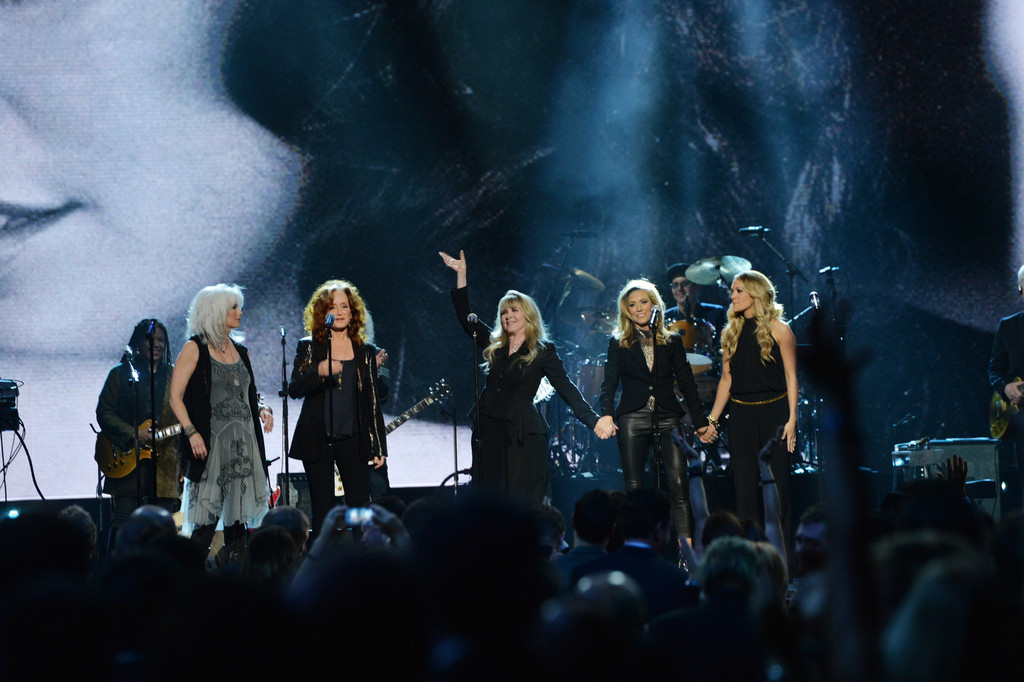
top-left (617, 408), bottom-right (690, 537)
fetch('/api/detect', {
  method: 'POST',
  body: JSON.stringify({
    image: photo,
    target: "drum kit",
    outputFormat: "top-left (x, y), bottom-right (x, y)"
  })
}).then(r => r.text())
top-left (545, 254), bottom-right (759, 476)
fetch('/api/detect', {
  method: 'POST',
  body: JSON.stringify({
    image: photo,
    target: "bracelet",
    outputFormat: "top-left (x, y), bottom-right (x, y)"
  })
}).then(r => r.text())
top-left (759, 479), bottom-right (776, 487)
top-left (707, 415), bottom-right (720, 429)
top-left (183, 424), bottom-right (198, 438)
top-left (259, 405), bottom-right (273, 415)
top-left (686, 464), bottom-right (704, 479)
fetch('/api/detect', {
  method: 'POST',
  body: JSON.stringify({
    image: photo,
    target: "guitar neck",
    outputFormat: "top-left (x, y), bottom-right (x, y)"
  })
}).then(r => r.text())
top-left (385, 397), bottom-right (438, 435)
top-left (155, 424), bottom-right (183, 441)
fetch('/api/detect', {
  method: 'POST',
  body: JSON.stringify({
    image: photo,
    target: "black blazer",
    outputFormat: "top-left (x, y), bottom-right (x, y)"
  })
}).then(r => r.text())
top-left (451, 287), bottom-right (599, 439)
top-left (989, 310), bottom-right (1024, 397)
top-left (599, 333), bottom-right (708, 428)
top-left (287, 336), bottom-right (390, 464)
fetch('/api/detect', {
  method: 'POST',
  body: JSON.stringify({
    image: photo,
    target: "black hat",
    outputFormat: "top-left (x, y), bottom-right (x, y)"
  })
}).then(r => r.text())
top-left (666, 263), bottom-right (689, 282)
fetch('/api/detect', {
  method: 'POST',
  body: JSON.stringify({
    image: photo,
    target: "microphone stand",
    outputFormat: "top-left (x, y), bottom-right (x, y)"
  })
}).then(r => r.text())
top-left (327, 322), bottom-right (336, 497)
top-left (648, 314), bottom-right (664, 495)
top-left (126, 351), bottom-right (142, 509)
top-left (440, 397), bottom-right (461, 498)
top-left (278, 327), bottom-right (290, 505)
top-left (752, 231), bottom-right (809, 315)
top-left (470, 321), bottom-right (490, 493)
top-left (145, 326), bottom-right (157, 506)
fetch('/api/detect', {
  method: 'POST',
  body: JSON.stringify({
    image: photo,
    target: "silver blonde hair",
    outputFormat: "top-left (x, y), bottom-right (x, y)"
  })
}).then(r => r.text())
top-left (185, 283), bottom-right (245, 349)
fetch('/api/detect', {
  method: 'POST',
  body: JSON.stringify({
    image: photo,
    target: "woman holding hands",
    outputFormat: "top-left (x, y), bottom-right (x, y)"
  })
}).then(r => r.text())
top-left (707, 271), bottom-right (798, 533)
top-left (440, 250), bottom-right (614, 504)
top-left (597, 279), bottom-right (715, 541)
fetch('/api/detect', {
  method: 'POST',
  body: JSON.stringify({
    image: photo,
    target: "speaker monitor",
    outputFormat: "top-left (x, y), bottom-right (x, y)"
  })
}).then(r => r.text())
top-left (892, 437), bottom-right (999, 517)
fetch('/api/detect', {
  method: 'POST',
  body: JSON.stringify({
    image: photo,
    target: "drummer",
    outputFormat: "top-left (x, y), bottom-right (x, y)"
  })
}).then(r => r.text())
top-left (664, 262), bottom-right (726, 338)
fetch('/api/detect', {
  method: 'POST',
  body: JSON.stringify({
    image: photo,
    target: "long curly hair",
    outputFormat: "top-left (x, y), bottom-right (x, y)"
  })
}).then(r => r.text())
top-left (483, 290), bottom-right (548, 370)
top-left (303, 279), bottom-right (374, 345)
top-left (612, 279), bottom-right (671, 349)
top-left (720, 270), bottom-right (784, 364)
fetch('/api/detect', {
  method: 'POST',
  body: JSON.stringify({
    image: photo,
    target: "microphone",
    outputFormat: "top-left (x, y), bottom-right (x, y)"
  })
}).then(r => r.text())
top-left (324, 314), bottom-right (335, 328)
top-left (650, 306), bottom-right (661, 325)
top-left (467, 313), bottom-right (492, 331)
top-left (564, 230), bottom-right (597, 238)
top-left (739, 225), bottom-right (770, 234)
top-left (145, 319), bottom-right (156, 338)
top-left (818, 265), bottom-right (840, 274)
top-left (122, 345), bottom-right (137, 358)
top-left (279, 326), bottom-right (286, 338)
top-left (809, 292), bottom-right (820, 310)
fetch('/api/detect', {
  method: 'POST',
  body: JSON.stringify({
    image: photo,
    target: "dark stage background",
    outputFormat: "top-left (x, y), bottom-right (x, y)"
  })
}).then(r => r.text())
top-left (0, 0), bottom-right (1018, 502)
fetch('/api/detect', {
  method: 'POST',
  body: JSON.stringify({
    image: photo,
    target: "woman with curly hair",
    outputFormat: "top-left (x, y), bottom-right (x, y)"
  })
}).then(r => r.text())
top-left (287, 280), bottom-right (389, 535)
top-left (597, 279), bottom-right (715, 541)
top-left (708, 270), bottom-right (798, 533)
top-left (440, 250), bottom-right (613, 504)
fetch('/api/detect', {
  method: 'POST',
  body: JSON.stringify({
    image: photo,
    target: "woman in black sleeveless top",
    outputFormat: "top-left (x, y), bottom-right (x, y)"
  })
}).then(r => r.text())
top-left (708, 271), bottom-right (798, 533)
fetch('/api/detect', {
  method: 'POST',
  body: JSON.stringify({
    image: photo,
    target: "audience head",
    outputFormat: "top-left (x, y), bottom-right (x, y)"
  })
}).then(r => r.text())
top-left (796, 503), bottom-right (828, 575)
top-left (57, 504), bottom-right (98, 561)
top-left (262, 505), bottom-right (311, 554)
top-left (699, 536), bottom-right (761, 598)
top-left (617, 489), bottom-right (672, 551)
top-left (701, 509), bottom-right (745, 551)
top-left (240, 525), bottom-right (301, 591)
top-left (571, 489), bottom-right (618, 547)
top-left (529, 502), bottom-right (567, 559)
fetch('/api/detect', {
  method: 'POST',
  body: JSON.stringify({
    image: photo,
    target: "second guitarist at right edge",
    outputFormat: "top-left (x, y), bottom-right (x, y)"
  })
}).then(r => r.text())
top-left (988, 264), bottom-right (1024, 516)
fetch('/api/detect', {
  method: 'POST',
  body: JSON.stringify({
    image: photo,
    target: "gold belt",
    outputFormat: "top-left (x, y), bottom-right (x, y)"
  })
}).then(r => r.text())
top-left (730, 392), bottom-right (786, 406)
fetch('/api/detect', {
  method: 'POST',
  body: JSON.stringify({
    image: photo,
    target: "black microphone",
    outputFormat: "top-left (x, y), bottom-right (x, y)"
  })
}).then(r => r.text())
top-left (809, 292), bottom-right (820, 310)
top-left (467, 313), bottom-right (492, 331)
top-left (739, 225), bottom-right (770, 234)
top-left (279, 326), bottom-right (286, 338)
top-left (564, 230), bottom-right (597, 238)
top-left (145, 319), bottom-right (156, 338)
top-left (324, 313), bottom-right (335, 328)
top-left (818, 265), bottom-right (840, 274)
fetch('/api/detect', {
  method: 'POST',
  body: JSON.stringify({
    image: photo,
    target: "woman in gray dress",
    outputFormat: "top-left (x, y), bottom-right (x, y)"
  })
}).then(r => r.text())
top-left (170, 283), bottom-right (275, 561)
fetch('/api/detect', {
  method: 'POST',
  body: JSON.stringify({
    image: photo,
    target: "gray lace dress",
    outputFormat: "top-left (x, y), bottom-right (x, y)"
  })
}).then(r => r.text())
top-left (184, 356), bottom-right (269, 530)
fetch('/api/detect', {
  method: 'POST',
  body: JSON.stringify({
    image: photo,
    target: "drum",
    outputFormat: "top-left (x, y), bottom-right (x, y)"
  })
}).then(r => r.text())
top-left (687, 352), bottom-right (713, 376)
top-left (669, 319), bottom-right (714, 351)
top-left (577, 359), bottom-right (605, 401)
top-left (695, 374), bottom-right (719, 405)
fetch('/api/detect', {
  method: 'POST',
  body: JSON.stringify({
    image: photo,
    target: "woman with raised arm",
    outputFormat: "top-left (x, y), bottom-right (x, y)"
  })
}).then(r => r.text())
top-left (707, 270), bottom-right (798, 534)
top-left (596, 279), bottom-right (715, 542)
top-left (440, 250), bottom-right (614, 504)
top-left (287, 280), bottom-right (389, 536)
top-left (169, 284), bottom-right (274, 562)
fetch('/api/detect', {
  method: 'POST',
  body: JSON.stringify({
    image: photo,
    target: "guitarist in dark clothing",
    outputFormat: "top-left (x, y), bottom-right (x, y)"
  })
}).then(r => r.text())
top-left (987, 265), bottom-right (1024, 515)
top-left (95, 319), bottom-right (182, 545)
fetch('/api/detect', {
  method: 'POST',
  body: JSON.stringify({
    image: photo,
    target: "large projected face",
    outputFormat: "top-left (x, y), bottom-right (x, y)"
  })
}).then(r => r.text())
top-left (0, 1), bottom-right (304, 355)
top-left (990, 0), bottom-right (1024, 266)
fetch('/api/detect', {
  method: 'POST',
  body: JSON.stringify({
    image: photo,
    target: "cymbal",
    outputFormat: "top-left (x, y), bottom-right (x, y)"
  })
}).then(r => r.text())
top-left (719, 255), bottom-right (752, 281)
top-left (561, 307), bottom-right (615, 333)
top-left (541, 263), bottom-right (605, 291)
top-left (684, 255), bottom-right (752, 285)
top-left (684, 258), bottom-right (722, 285)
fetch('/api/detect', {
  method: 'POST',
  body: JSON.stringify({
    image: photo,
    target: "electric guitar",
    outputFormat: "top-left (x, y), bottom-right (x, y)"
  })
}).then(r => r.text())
top-left (384, 379), bottom-right (451, 435)
top-left (95, 419), bottom-right (183, 478)
top-left (990, 377), bottom-right (1021, 439)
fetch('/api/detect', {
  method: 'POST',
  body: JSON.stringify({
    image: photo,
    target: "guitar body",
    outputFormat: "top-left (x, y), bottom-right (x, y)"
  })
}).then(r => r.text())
top-left (95, 419), bottom-right (182, 478)
top-left (990, 377), bottom-right (1022, 439)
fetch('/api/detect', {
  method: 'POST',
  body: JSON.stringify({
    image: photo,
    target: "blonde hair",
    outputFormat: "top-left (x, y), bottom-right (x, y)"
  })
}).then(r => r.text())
top-left (720, 270), bottom-right (784, 363)
top-left (302, 279), bottom-right (374, 345)
top-left (185, 283), bottom-right (244, 349)
top-left (612, 279), bottom-right (671, 348)
top-left (483, 290), bottom-right (548, 370)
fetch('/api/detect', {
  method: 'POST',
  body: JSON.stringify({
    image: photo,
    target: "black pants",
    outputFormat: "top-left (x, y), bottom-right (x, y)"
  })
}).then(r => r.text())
top-left (473, 414), bottom-right (549, 505)
top-left (728, 398), bottom-right (791, 537)
top-left (305, 432), bottom-right (371, 536)
top-left (617, 408), bottom-right (690, 538)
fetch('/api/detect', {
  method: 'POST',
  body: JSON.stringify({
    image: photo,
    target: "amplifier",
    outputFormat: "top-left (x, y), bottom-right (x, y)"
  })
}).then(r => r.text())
top-left (892, 438), bottom-right (999, 516)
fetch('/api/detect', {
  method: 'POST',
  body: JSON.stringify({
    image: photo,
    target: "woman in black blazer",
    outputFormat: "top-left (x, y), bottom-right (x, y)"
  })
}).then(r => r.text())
top-left (597, 278), bottom-right (716, 540)
top-left (287, 279), bottom-right (389, 535)
top-left (440, 250), bottom-right (615, 504)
